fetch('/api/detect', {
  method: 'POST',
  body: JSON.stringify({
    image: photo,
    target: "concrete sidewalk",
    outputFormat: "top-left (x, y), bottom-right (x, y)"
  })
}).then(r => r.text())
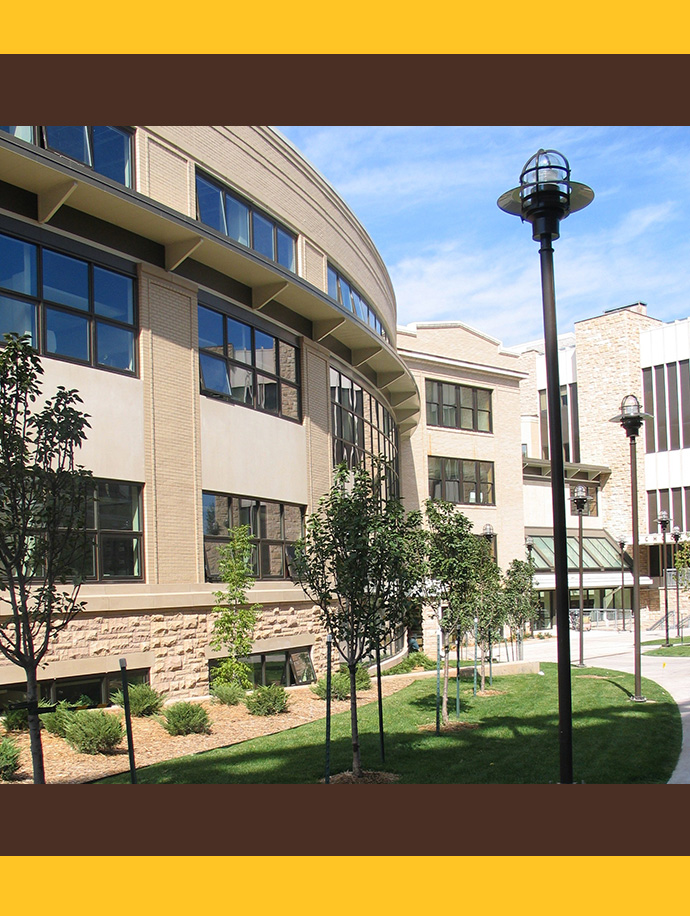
top-left (517, 627), bottom-right (690, 784)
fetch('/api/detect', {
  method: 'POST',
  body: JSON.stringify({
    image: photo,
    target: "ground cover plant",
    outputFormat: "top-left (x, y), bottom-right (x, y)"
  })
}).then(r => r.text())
top-left (64, 710), bottom-right (124, 755)
top-left (0, 736), bottom-right (20, 780)
top-left (98, 663), bottom-right (681, 784)
top-left (245, 684), bottom-right (289, 716)
top-left (159, 702), bottom-right (211, 736)
top-left (110, 683), bottom-right (164, 717)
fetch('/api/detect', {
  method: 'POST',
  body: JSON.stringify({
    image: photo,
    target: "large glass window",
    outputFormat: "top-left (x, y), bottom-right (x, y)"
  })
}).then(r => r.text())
top-left (426, 379), bottom-right (493, 433)
top-left (209, 648), bottom-right (315, 688)
top-left (537, 383), bottom-right (580, 461)
top-left (195, 171), bottom-right (296, 273)
top-left (428, 456), bottom-right (495, 505)
top-left (202, 492), bottom-right (304, 582)
top-left (326, 263), bottom-right (389, 343)
top-left (81, 481), bottom-right (143, 580)
top-left (198, 304), bottom-right (300, 421)
top-left (330, 366), bottom-right (399, 498)
top-left (0, 126), bottom-right (134, 188)
top-left (0, 231), bottom-right (137, 374)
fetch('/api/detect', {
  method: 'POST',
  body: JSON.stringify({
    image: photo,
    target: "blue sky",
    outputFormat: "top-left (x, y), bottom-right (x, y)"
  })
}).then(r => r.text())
top-left (276, 126), bottom-right (690, 348)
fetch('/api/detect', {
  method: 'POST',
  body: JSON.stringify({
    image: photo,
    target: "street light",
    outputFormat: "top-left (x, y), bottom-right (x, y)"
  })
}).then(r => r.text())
top-left (570, 484), bottom-right (592, 667)
top-left (657, 510), bottom-right (671, 647)
top-left (672, 526), bottom-right (682, 639)
top-left (618, 537), bottom-right (627, 631)
top-left (610, 394), bottom-right (650, 702)
top-left (525, 535), bottom-right (534, 561)
top-left (499, 149), bottom-right (593, 785)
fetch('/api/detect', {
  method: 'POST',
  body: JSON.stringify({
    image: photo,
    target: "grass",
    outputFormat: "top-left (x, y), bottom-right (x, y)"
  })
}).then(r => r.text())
top-left (96, 663), bottom-right (681, 785)
top-left (643, 637), bottom-right (690, 657)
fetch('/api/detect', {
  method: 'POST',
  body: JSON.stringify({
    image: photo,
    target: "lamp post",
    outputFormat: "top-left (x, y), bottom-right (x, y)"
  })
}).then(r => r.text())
top-left (657, 510), bottom-right (671, 647)
top-left (611, 395), bottom-right (650, 702)
top-left (570, 484), bottom-right (591, 667)
top-left (618, 537), bottom-right (627, 631)
top-left (499, 150), bottom-right (593, 785)
top-left (672, 526), bottom-right (681, 639)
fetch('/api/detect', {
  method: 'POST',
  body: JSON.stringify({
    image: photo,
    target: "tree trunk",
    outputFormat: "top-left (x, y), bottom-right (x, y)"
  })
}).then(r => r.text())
top-left (26, 666), bottom-right (46, 784)
top-left (348, 663), bottom-right (362, 778)
top-left (442, 632), bottom-right (450, 726)
top-left (480, 644), bottom-right (486, 693)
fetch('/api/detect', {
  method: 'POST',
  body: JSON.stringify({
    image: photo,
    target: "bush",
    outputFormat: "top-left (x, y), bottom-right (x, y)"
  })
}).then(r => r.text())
top-left (110, 682), bottom-right (164, 717)
top-left (0, 737), bottom-right (20, 780)
top-left (64, 710), bottom-right (124, 755)
top-left (245, 684), bottom-right (289, 716)
top-left (41, 701), bottom-right (74, 738)
top-left (311, 670), bottom-right (351, 701)
top-left (382, 652), bottom-right (437, 676)
top-left (2, 707), bottom-right (30, 732)
top-left (211, 682), bottom-right (245, 706)
top-left (160, 702), bottom-right (211, 736)
top-left (337, 664), bottom-right (372, 691)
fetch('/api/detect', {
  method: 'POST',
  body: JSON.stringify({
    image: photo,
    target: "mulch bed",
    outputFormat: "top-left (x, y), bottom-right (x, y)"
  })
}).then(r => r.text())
top-left (2, 674), bottom-right (419, 785)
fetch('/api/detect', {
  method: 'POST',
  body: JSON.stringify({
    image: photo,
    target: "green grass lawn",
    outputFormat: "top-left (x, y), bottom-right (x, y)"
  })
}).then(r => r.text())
top-left (643, 637), bottom-right (690, 657)
top-left (97, 663), bottom-right (681, 785)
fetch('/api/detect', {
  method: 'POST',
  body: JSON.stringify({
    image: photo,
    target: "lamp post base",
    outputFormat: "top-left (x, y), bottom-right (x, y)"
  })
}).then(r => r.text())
top-left (630, 695), bottom-right (647, 703)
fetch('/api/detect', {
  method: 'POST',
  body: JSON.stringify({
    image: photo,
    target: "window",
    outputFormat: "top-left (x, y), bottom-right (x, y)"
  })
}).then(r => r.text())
top-left (81, 481), bottom-right (144, 580)
top-left (0, 669), bottom-right (149, 712)
top-left (330, 366), bottom-right (399, 498)
top-left (428, 457), bottom-right (495, 505)
top-left (203, 492), bottom-right (304, 581)
top-left (209, 648), bottom-right (315, 687)
top-left (326, 263), bottom-right (389, 343)
top-left (198, 304), bottom-right (300, 420)
top-left (196, 171), bottom-right (296, 272)
top-left (1, 126), bottom-right (134, 188)
top-left (0, 231), bottom-right (137, 375)
top-left (425, 379), bottom-right (492, 433)
top-left (537, 383), bottom-right (580, 461)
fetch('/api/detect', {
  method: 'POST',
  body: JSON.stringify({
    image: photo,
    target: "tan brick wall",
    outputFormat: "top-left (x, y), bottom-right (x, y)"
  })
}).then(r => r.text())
top-left (302, 338), bottom-right (333, 511)
top-left (138, 264), bottom-right (204, 585)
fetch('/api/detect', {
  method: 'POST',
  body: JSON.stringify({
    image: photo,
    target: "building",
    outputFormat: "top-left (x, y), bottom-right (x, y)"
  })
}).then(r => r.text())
top-left (512, 302), bottom-right (690, 630)
top-left (0, 125), bottom-right (426, 707)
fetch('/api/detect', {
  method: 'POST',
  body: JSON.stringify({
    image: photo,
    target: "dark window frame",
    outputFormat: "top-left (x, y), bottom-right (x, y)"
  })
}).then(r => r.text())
top-left (198, 303), bottom-right (301, 422)
top-left (203, 491), bottom-right (305, 583)
top-left (83, 479), bottom-right (144, 582)
top-left (425, 379), bottom-right (493, 434)
top-left (195, 170), bottom-right (297, 273)
top-left (428, 456), bottom-right (495, 506)
top-left (326, 262), bottom-right (389, 343)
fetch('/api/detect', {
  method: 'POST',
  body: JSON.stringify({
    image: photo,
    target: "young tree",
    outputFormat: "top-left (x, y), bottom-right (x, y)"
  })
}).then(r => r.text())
top-left (503, 557), bottom-right (539, 660)
top-left (209, 525), bottom-right (262, 689)
top-left (424, 499), bottom-right (483, 726)
top-left (293, 463), bottom-right (424, 778)
top-left (0, 334), bottom-right (92, 784)
top-left (473, 540), bottom-right (505, 692)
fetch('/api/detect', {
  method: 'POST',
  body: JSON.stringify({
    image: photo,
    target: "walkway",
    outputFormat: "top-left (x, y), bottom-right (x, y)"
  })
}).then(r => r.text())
top-left (519, 626), bottom-right (690, 783)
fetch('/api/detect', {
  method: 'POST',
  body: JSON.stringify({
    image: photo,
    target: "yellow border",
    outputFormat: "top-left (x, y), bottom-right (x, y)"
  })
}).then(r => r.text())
top-left (3, 856), bottom-right (688, 912)
top-left (6, 2), bottom-right (690, 54)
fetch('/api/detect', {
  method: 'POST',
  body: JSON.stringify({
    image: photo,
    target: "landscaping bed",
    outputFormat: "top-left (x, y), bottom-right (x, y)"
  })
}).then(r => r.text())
top-left (2, 674), bottom-right (419, 785)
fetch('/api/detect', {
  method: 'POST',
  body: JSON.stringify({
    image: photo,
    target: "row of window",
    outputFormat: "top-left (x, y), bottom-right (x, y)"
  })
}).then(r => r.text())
top-left (330, 366), bottom-right (399, 498)
top-left (428, 457), bottom-right (495, 506)
top-left (425, 379), bottom-right (492, 433)
top-left (327, 263), bottom-right (389, 343)
top-left (643, 362), bottom-right (690, 455)
top-left (539, 383), bottom-right (581, 463)
top-left (0, 232), bottom-right (137, 374)
top-left (647, 487), bottom-right (690, 537)
top-left (0, 669), bottom-right (150, 713)
top-left (209, 648), bottom-right (315, 688)
top-left (1, 126), bottom-right (133, 188)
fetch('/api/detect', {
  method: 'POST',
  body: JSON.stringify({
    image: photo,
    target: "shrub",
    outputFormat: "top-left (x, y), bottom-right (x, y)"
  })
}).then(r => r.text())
top-left (41, 701), bottom-right (74, 738)
top-left (160, 702), bottom-right (211, 736)
top-left (245, 684), bottom-right (289, 716)
top-left (2, 707), bottom-right (30, 732)
top-left (110, 682), bottom-right (164, 717)
top-left (211, 682), bottom-right (245, 706)
top-left (64, 710), bottom-right (124, 755)
top-left (382, 652), bottom-right (437, 676)
top-left (311, 670), bottom-right (351, 701)
top-left (0, 737), bottom-right (20, 780)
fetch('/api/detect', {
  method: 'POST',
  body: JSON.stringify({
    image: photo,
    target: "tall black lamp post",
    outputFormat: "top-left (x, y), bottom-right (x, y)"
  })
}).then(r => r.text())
top-left (499, 150), bottom-right (593, 785)
top-left (611, 395), bottom-right (650, 702)
top-left (618, 537), bottom-right (627, 631)
top-left (672, 526), bottom-right (682, 639)
top-left (570, 484), bottom-right (591, 667)
top-left (657, 510), bottom-right (671, 647)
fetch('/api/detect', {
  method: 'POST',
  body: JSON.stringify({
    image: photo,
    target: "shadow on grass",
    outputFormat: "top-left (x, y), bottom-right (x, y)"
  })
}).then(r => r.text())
top-left (97, 668), bottom-right (681, 785)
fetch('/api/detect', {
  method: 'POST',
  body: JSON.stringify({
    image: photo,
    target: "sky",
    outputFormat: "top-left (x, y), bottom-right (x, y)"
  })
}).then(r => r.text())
top-left (276, 126), bottom-right (690, 348)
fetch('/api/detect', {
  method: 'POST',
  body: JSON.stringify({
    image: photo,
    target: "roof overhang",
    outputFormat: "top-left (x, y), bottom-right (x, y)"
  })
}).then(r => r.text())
top-left (523, 458), bottom-right (611, 485)
top-left (0, 135), bottom-right (420, 433)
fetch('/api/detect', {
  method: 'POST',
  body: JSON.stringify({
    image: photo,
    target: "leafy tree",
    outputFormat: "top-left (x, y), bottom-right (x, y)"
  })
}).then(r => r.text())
top-left (473, 540), bottom-right (505, 692)
top-left (209, 525), bottom-right (262, 689)
top-left (293, 463), bottom-right (424, 778)
top-left (424, 499), bottom-right (483, 725)
top-left (503, 557), bottom-right (539, 660)
top-left (0, 334), bottom-right (92, 784)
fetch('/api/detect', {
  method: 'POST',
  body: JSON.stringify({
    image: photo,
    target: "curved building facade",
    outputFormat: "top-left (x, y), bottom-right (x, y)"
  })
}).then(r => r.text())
top-left (0, 126), bottom-right (420, 705)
